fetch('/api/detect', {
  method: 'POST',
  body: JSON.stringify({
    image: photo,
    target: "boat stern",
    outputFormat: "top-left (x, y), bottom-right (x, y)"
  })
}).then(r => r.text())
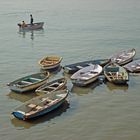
top-left (12, 111), bottom-right (26, 120)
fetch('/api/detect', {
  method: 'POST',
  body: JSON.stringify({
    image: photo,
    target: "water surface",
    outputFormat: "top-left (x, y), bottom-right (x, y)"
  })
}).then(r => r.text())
top-left (0, 0), bottom-right (140, 140)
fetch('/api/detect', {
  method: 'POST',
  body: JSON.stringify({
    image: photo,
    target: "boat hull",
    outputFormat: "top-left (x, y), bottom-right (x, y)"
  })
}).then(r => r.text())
top-left (12, 99), bottom-right (65, 120)
top-left (12, 90), bottom-right (69, 120)
top-left (39, 56), bottom-right (62, 70)
top-left (110, 48), bottom-right (136, 66)
top-left (71, 76), bottom-right (98, 86)
top-left (18, 22), bottom-right (44, 30)
top-left (40, 63), bottom-right (61, 70)
top-left (35, 77), bottom-right (67, 95)
top-left (71, 64), bottom-right (103, 86)
top-left (123, 59), bottom-right (140, 73)
top-left (7, 72), bottom-right (49, 93)
top-left (104, 63), bottom-right (129, 85)
top-left (9, 80), bottom-right (47, 93)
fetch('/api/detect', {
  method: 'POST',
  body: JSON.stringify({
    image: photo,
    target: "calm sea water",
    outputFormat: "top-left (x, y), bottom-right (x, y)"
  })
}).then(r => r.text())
top-left (0, 0), bottom-right (140, 140)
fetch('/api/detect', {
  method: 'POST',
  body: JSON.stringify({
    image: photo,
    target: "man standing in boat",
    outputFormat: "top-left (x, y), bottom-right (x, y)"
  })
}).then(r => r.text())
top-left (30, 14), bottom-right (34, 25)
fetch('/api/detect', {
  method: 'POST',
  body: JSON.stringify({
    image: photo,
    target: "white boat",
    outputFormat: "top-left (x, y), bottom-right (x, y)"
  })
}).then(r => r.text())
top-left (123, 59), bottom-right (140, 73)
top-left (18, 22), bottom-right (44, 30)
top-left (110, 48), bottom-right (136, 65)
top-left (38, 56), bottom-right (63, 70)
top-left (35, 77), bottom-right (67, 95)
top-left (70, 64), bottom-right (103, 86)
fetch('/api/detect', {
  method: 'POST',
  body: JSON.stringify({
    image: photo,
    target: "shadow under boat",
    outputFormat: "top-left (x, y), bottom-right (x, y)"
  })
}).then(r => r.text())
top-left (40, 65), bottom-right (62, 75)
top-left (18, 28), bottom-right (44, 40)
top-left (71, 78), bottom-right (103, 96)
top-left (10, 100), bottom-right (70, 129)
top-left (105, 81), bottom-right (129, 92)
top-left (7, 91), bottom-right (37, 102)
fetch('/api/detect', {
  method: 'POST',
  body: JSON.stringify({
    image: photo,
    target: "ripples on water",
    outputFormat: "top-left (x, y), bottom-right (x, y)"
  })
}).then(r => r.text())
top-left (1, 0), bottom-right (140, 140)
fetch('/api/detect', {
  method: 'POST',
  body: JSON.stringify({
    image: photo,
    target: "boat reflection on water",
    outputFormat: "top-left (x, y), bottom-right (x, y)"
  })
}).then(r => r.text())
top-left (105, 81), bottom-right (129, 92)
top-left (71, 79), bottom-right (103, 96)
top-left (7, 91), bottom-right (37, 102)
top-left (18, 28), bottom-right (44, 40)
top-left (10, 100), bottom-right (70, 129)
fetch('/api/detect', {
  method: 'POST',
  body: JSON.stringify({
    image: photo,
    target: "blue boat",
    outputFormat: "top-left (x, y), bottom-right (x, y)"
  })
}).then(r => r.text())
top-left (63, 59), bottom-right (110, 74)
top-left (12, 89), bottom-right (69, 120)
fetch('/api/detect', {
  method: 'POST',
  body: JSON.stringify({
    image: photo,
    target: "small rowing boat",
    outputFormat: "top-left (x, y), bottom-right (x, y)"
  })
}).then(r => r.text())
top-left (110, 48), bottom-right (136, 65)
top-left (71, 64), bottom-right (103, 86)
top-left (7, 72), bottom-right (50, 93)
top-left (18, 22), bottom-right (44, 30)
top-left (104, 63), bottom-right (129, 84)
top-left (38, 56), bottom-right (63, 70)
top-left (12, 89), bottom-right (69, 120)
top-left (123, 59), bottom-right (140, 73)
top-left (35, 77), bottom-right (67, 95)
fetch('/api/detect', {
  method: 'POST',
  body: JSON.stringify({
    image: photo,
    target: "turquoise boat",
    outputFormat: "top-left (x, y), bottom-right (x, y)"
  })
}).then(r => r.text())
top-left (7, 72), bottom-right (50, 93)
top-left (12, 89), bottom-right (69, 120)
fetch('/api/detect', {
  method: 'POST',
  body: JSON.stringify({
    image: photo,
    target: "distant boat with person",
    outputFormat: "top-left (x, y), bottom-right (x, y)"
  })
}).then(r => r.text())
top-left (18, 22), bottom-right (44, 30)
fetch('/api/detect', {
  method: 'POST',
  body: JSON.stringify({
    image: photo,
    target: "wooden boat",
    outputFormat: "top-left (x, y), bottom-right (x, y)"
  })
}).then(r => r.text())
top-left (35, 77), bottom-right (67, 95)
top-left (7, 72), bottom-right (50, 93)
top-left (18, 22), bottom-right (44, 30)
top-left (104, 63), bottom-right (129, 84)
top-left (12, 89), bottom-right (69, 120)
top-left (63, 59), bottom-right (110, 74)
top-left (110, 48), bottom-right (136, 65)
top-left (71, 64), bottom-right (103, 86)
top-left (38, 56), bottom-right (63, 70)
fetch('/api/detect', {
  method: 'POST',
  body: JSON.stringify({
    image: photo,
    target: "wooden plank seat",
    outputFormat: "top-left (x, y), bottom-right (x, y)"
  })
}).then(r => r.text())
top-left (42, 60), bottom-right (54, 65)
top-left (47, 86), bottom-right (56, 89)
top-left (30, 77), bottom-right (42, 81)
top-left (47, 99), bottom-right (59, 106)
top-left (35, 105), bottom-right (43, 110)
top-left (28, 103), bottom-right (37, 108)
top-left (50, 82), bottom-right (59, 87)
top-left (76, 65), bottom-right (83, 69)
top-left (80, 76), bottom-right (89, 80)
top-left (21, 80), bottom-right (32, 85)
